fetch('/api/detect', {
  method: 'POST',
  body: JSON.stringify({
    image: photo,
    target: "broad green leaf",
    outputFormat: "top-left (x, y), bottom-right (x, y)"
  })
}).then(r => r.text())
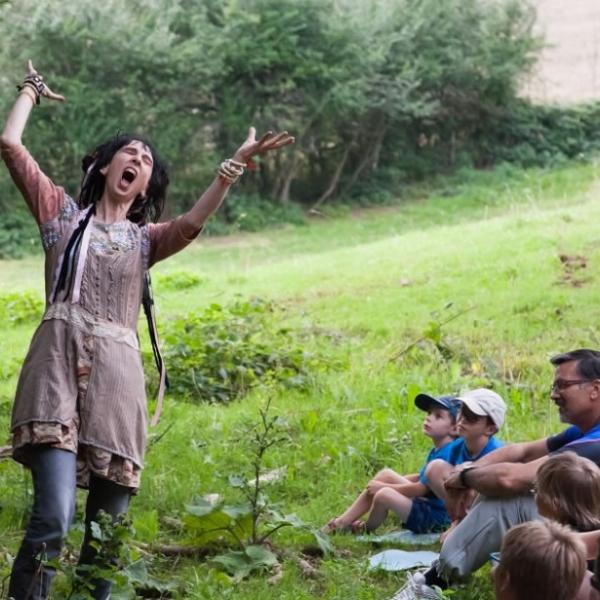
top-left (228, 474), bottom-right (247, 488)
top-left (245, 545), bottom-right (279, 567)
top-left (90, 521), bottom-right (104, 541)
top-left (123, 559), bottom-right (149, 585)
top-left (186, 497), bottom-right (220, 517)
top-left (222, 503), bottom-right (254, 519)
top-left (212, 550), bottom-right (252, 577)
top-left (312, 528), bottom-right (334, 556)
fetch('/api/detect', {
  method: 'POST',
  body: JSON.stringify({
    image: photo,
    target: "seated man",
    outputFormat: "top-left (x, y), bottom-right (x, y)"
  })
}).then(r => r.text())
top-left (394, 348), bottom-right (600, 600)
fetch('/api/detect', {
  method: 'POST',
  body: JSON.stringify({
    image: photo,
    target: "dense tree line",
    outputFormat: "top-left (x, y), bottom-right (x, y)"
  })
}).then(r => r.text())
top-left (2, 0), bottom-right (597, 250)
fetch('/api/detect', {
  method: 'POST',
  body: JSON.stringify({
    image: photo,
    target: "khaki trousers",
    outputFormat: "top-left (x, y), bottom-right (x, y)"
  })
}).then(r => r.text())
top-left (436, 493), bottom-right (540, 581)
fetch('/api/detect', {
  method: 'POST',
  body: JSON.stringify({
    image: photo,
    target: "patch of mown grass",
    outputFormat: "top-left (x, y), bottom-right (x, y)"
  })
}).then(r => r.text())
top-left (1, 158), bottom-right (600, 598)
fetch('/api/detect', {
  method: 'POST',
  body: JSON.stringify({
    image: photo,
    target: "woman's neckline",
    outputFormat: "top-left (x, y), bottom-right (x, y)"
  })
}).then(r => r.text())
top-left (92, 216), bottom-right (129, 228)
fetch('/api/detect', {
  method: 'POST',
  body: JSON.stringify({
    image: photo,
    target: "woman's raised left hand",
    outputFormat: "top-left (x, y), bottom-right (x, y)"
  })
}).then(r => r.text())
top-left (233, 127), bottom-right (294, 164)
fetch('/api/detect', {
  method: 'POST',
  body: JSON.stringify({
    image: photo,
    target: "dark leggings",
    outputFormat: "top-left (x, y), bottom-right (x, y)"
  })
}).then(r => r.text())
top-left (8, 446), bottom-right (131, 600)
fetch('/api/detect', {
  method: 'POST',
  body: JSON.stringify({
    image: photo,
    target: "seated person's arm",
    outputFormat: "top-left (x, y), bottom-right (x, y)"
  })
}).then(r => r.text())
top-left (472, 438), bottom-right (549, 468)
top-left (383, 481), bottom-right (428, 498)
top-left (455, 455), bottom-right (548, 496)
top-left (405, 473), bottom-right (420, 483)
top-left (579, 530), bottom-right (600, 560)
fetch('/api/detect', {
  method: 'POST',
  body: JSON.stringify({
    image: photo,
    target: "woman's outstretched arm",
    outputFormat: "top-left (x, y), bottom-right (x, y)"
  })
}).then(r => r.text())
top-left (1, 89), bottom-right (36, 147)
top-left (1, 60), bottom-right (64, 147)
top-left (183, 127), bottom-right (295, 229)
top-left (1, 61), bottom-right (67, 224)
top-left (149, 127), bottom-right (294, 265)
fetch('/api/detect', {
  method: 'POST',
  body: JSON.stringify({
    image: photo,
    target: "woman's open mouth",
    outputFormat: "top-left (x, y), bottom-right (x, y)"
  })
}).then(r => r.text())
top-left (121, 167), bottom-right (137, 184)
top-left (117, 167), bottom-right (138, 192)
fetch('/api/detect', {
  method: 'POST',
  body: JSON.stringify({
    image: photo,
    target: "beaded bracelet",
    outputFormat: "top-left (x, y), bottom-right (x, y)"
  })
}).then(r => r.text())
top-left (218, 158), bottom-right (247, 184)
top-left (16, 74), bottom-right (46, 105)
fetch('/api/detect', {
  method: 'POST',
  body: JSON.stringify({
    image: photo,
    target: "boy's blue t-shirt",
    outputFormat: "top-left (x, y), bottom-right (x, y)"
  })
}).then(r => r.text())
top-left (418, 436), bottom-right (504, 510)
top-left (444, 435), bottom-right (504, 468)
top-left (417, 440), bottom-right (456, 484)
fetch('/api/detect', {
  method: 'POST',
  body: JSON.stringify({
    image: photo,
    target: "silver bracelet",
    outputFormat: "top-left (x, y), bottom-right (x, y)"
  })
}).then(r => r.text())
top-left (218, 158), bottom-right (246, 184)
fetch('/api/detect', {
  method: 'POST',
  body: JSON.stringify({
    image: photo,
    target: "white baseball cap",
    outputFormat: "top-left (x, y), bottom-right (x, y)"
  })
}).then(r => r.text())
top-left (457, 388), bottom-right (507, 430)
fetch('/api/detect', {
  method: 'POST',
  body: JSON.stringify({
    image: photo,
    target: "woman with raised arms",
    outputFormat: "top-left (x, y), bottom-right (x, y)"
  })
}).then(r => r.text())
top-left (1, 60), bottom-right (293, 600)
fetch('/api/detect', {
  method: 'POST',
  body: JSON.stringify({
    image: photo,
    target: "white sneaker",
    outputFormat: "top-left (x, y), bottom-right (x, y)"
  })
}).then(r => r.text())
top-left (389, 571), bottom-right (445, 600)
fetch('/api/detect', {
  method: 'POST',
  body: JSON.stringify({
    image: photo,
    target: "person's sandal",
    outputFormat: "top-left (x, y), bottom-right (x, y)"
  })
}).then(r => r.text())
top-left (321, 517), bottom-right (345, 534)
top-left (349, 520), bottom-right (367, 534)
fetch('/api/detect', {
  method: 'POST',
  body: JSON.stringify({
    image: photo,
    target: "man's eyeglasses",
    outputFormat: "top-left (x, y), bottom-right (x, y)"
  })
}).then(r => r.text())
top-left (549, 379), bottom-right (591, 394)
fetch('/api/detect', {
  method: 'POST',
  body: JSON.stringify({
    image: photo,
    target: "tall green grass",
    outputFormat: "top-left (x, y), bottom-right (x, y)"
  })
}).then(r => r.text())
top-left (1, 159), bottom-right (599, 598)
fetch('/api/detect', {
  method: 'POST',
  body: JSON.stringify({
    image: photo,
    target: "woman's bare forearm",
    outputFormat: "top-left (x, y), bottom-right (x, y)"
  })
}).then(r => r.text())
top-left (183, 146), bottom-right (252, 229)
top-left (182, 176), bottom-right (233, 230)
top-left (1, 90), bottom-right (36, 147)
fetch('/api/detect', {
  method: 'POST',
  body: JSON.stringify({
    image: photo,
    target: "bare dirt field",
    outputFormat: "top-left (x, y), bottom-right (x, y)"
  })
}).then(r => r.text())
top-left (523, 0), bottom-right (600, 104)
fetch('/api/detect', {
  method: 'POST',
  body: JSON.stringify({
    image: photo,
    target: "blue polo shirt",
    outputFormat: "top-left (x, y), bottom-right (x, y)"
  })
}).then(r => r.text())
top-left (547, 421), bottom-right (600, 465)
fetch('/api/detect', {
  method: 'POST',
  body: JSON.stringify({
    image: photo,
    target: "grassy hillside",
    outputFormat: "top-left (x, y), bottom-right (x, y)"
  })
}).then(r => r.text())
top-left (1, 159), bottom-right (599, 598)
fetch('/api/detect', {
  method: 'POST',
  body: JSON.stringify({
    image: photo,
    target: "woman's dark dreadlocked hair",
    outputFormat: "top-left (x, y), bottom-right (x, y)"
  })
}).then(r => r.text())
top-left (79, 133), bottom-right (169, 224)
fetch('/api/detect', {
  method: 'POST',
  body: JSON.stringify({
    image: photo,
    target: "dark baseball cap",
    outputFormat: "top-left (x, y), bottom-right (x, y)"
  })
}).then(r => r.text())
top-left (415, 393), bottom-right (461, 419)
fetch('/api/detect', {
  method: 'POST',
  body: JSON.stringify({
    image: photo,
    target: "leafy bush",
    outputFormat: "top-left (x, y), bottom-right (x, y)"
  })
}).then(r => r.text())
top-left (181, 399), bottom-right (330, 581)
top-left (50, 511), bottom-right (171, 600)
top-left (151, 298), bottom-right (323, 403)
top-left (0, 210), bottom-right (40, 259)
top-left (155, 270), bottom-right (203, 291)
top-left (0, 290), bottom-right (44, 324)
top-left (466, 101), bottom-right (600, 168)
top-left (0, 0), bottom-right (542, 215)
top-left (208, 193), bottom-right (307, 234)
top-left (3, 0), bottom-right (599, 249)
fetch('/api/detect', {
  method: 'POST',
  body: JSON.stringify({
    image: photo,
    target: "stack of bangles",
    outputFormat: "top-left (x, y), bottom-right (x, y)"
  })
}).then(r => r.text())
top-left (218, 158), bottom-right (248, 184)
top-left (17, 74), bottom-right (47, 105)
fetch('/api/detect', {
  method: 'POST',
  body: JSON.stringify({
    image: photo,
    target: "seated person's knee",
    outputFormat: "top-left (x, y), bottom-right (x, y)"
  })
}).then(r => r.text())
top-left (375, 467), bottom-right (396, 480)
top-left (372, 487), bottom-right (397, 505)
top-left (425, 458), bottom-right (448, 479)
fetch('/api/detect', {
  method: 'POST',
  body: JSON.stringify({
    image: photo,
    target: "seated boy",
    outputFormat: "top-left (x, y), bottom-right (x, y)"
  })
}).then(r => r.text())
top-left (535, 452), bottom-right (600, 533)
top-left (363, 390), bottom-right (504, 535)
top-left (493, 520), bottom-right (586, 600)
top-left (323, 393), bottom-right (460, 534)
top-left (534, 453), bottom-right (600, 600)
top-left (325, 388), bottom-right (505, 535)
top-left (421, 388), bottom-right (506, 524)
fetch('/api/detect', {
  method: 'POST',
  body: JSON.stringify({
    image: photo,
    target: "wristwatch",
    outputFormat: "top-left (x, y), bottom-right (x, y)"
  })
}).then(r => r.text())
top-left (459, 465), bottom-right (477, 489)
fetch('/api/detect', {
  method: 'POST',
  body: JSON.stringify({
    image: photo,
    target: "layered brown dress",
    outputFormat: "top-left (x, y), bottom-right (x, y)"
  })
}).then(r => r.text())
top-left (1, 142), bottom-right (201, 490)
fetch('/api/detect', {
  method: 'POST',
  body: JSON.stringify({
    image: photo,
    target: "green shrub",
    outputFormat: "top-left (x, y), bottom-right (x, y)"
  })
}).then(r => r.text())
top-left (211, 194), bottom-right (307, 234)
top-left (0, 290), bottom-right (44, 324)
top-left (149, 298), bottom-right (323, 403)
top-left (474, 101), bottom-right (600, 168)
top-left (0, 210), bottom-right (40, 259)
top-left (155, 270), bottom-right (203, 291)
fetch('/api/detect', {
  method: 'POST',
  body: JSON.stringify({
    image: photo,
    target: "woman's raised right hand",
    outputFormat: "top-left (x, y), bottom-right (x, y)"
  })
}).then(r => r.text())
top-left (25, 60), bottom-right (65, 102)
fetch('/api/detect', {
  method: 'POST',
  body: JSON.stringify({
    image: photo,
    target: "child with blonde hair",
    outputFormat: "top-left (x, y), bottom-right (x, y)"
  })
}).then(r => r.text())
top-left (493, 520), bottom-right (587, 600)
top-left (535, 452), bottom-right (600, 532)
